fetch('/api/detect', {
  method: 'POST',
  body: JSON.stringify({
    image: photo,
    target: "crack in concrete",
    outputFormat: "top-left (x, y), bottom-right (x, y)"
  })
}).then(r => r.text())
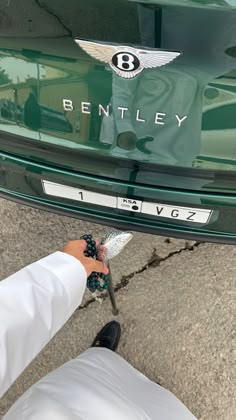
top-left (78, 240), bottom-right (202, 310)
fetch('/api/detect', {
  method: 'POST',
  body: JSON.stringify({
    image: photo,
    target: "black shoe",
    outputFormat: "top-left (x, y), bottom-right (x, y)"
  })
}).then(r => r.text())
top-left (91, 321), bottom-right (121, 352)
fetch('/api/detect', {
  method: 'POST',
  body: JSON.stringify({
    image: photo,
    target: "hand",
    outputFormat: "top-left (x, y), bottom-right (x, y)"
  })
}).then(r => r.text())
top-left (63, 240), bottom-right (109, 277)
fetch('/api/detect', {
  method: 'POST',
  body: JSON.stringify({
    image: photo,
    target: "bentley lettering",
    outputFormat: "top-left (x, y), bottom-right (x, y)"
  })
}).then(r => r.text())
top-left (63, 100), bottom-right (187, 128)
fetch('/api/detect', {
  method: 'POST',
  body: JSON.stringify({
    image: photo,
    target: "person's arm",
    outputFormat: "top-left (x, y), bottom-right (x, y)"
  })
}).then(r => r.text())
top-left (0, 240), bottom-right (108, 398)
top-left (112, 74), bottom-right (139, 135)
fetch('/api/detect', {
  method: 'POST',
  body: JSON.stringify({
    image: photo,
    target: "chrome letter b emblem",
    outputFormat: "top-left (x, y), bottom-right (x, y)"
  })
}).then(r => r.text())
top-left (114, 52), bottom-right (137, 71)
top-left (75, 39), bottom-right (181, 79)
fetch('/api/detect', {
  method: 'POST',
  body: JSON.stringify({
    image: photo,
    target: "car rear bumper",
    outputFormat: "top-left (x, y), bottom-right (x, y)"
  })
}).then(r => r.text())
top-left (2, 151), bottom-right (236, 244)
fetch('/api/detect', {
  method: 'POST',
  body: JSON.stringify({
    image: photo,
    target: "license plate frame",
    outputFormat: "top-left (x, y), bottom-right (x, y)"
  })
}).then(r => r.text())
top-left (42, 180), bottom-right (212, 224)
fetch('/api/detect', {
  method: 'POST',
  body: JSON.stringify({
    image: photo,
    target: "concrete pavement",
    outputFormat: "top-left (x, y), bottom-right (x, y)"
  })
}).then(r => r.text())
top-left (0, 198), bottom-right (235, 419)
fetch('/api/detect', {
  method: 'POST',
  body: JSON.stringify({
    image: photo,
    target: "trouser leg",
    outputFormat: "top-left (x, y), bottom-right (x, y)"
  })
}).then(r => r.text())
top-left (4, 348), bottom-right (197, 420)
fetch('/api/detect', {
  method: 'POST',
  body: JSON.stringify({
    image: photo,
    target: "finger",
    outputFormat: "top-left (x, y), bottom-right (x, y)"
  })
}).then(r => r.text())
top-left (77, 239), bottom-right (87, 251)
top-left (93, 260), bottom-right (109, 275)
top-left (66, 239), bottom-right (87, 251)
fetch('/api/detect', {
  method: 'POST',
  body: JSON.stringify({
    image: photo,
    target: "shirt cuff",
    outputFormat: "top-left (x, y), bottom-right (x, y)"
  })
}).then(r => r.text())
top-left (36, 251), bottom-right (87, 309)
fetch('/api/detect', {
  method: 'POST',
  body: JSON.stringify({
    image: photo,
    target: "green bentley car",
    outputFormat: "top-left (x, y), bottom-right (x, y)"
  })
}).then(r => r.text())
top-left (1, 0), bottom-right (236, 243)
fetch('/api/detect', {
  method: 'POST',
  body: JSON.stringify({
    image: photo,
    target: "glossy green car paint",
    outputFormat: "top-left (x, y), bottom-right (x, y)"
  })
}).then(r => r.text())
top-left (1, 0), bottom-right (236, 242)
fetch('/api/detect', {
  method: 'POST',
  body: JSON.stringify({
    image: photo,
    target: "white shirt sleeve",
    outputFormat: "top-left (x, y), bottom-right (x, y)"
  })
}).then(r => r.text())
top-left (0, 251), bottom-right (87, 398)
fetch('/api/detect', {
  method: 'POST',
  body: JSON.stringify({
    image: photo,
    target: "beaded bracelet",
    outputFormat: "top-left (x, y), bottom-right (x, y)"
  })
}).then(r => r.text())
top-left (80, 234), bottom-right (109, 292)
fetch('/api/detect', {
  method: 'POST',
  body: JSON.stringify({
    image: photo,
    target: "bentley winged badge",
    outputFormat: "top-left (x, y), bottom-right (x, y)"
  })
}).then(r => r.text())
top-left (75, 39), bottom-right (181, 79)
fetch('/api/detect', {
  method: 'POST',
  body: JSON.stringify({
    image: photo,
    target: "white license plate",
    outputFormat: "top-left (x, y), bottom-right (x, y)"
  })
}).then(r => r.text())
top-left (42, 180), bottom-right (116, 208)
top-left (141, 202), bottom-right (212, 224)
top-left (42, 180), bottom-right (212, 224)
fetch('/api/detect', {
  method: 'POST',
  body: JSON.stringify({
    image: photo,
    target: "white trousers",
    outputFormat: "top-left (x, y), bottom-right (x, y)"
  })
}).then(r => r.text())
top-left (4, 348), bottom-right (197, 420)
